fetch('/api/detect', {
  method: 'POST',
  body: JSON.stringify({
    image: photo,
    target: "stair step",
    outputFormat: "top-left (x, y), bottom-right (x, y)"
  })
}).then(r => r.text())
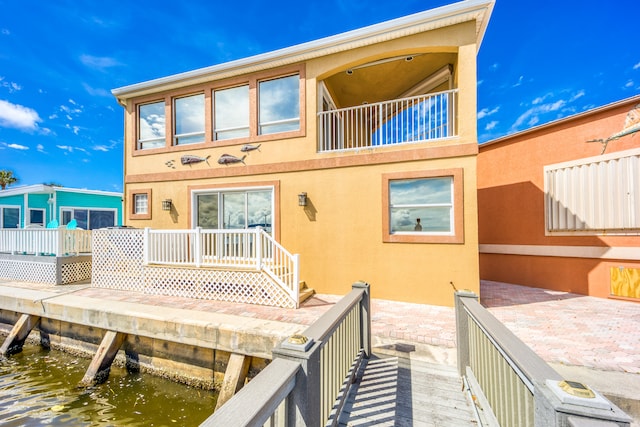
top-left (298, 281), bottom-right (315, 304)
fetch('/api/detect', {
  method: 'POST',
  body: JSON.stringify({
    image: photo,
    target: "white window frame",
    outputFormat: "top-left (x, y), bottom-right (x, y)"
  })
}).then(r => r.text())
top-left (544, 147), bottom-right (640, 235)
top-left (0, 205), bottom-right (21, 229)
top-left (134, 193), bottom-right (148, 215)
top-left (192, 185), bottom-right (275, 234)
top-left (258, 74), bottom-right (300, 135)
top-left (173, 93), bottom-right (205, 145)
top-left (28, 208), bottom-right (46, 227)
top-left (60, 207), bottom-right (117, 230)
top-left (137, 100), bottom-right (166, 150)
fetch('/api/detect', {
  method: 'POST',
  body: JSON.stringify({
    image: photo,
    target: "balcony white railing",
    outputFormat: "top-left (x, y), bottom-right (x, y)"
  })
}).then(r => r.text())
top-left (318, 89), bottom-right (457, 152)
top-left (0, 228), bottom-right (92, 256)
top-left (144, 227), bottom-right (300, 304)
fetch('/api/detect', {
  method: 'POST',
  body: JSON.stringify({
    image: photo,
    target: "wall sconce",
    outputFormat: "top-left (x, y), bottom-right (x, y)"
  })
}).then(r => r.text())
top-left (298, 192), bottom-right (307, 207)
top-left (162, 199), bottom-right (172, 211)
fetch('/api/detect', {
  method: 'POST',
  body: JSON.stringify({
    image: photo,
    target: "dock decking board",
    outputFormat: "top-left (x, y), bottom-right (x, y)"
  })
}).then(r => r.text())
top-left (338, 353), bottom-right (478, 426)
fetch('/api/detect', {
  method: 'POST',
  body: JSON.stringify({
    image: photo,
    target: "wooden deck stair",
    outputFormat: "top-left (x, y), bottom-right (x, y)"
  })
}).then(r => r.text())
top-left (299, 281), bottom-right (315, 305)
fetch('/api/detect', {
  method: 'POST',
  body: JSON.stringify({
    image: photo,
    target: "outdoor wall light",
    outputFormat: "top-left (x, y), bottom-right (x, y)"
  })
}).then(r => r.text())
top-left (298, 192), bottom-right (307, 207)
top-left (162, 199), bottom-right (172, 211)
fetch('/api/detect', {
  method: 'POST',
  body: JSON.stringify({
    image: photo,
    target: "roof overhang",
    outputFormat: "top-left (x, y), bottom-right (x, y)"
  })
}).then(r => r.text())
top-left (112, 0), bottom-right (494, 102)
top-left (0, 185), bottom-right (122, 198)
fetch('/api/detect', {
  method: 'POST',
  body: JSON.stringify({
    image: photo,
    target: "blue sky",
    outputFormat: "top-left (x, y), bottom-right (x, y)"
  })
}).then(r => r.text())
top-left (1, 0), bottom-right (638, 193)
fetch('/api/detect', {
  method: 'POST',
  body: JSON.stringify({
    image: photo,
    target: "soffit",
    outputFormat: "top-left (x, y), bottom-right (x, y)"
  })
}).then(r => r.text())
top-left (112, 0), bottom-right (494, 101)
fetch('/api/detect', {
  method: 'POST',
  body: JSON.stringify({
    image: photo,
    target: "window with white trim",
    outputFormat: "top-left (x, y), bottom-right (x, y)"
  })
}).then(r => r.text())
top-left (195, 188), bottom-right (273, 234)
top-left (134, 193), bottom-right (148, 215)
top-left (258, 74), bottom-right (300, 135)
top-left (29, 208), bottom-right (45, 226)
top-left (174, 93), bottom-right (205, 145)
top-left (61, 208), bottom-right (116, 230)
top-left (214, 85), bottom-right (250, 140)
top-left (138, 101), bottom-right (165, 149)
top-left (389, 177), bottom-right (454, 234)
top-left (545, 149), bottom-right (640, 233)
top-left (0, 206), bottom-right (20, 228)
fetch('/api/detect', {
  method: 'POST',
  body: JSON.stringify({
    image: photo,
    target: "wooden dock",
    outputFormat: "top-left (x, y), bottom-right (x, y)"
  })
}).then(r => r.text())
top-left (338, 353), bottom-right (479, 426)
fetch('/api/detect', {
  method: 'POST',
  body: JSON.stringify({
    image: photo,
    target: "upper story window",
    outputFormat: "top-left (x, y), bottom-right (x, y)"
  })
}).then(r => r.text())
top-left (174, 93), bottom-right (205, 145)
top-left (138, 101), bottom-right (166, 149)
top-left (214, 85), bottom-right (250, 140)
top-left (133, 66), bottom-right (304, 151)
top-left (259, 74), bottom-right (300, 135)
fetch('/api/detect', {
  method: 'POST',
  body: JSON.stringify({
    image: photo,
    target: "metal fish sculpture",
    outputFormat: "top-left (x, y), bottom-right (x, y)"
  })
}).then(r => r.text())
top-left (240, 143), bottom-right (261, 153)
top-left (181, 155), bottom-right (210, 165)
top-left (218, 154), bottom-right (246, 165)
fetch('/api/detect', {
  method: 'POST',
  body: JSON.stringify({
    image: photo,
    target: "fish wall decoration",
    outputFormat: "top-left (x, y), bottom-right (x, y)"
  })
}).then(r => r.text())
top-left (218, 154), bottom-right (246, 165)
top-left (181, 155), bottom-right (210, 165)
top-left (240, 143), bottom-right (261, 153)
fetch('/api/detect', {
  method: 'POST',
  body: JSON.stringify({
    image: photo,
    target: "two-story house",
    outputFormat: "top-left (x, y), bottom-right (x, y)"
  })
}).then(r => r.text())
top-left (112, 0), bottom-right (494, 307)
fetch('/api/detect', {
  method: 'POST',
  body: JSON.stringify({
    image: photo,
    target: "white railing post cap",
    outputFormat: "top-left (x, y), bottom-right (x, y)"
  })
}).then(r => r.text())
top-left (281, 334), bottom-right (314, 352)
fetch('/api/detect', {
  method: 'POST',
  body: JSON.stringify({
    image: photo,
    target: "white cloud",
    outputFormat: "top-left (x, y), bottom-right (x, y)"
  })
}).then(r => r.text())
top-left (82, 83), bottom-right (111, 97)
top-left (80, 54), bottom-right (121, 71)
top-left (37, 144), bottom-right (45, 153)
top-left (65, 123), bottom-right (81, 135)
top-left (0, 78), bottom-right (22, 93)
top-left (511, 98), bottom-right (567, 132)
top-left (478, 106), bottom-right (500, 119)
top-left (512, 75), bottom-right (524, 87)
top-left (7, 143), bottom-right (28, 150)
top-left (0, 141), bottom-right (28, 150)
top-left (625, 80), bottom-right (634, 88)
top-left (57, 145), bottom-right (88, 154)
top-left (634, 62), bottom-right (640, 70)
top-left (0, 99), bottom-right (42, 131)
top-left (92, 139), bottom-right (119, 152)
top-left (485, 121), bottom-right (498, 130)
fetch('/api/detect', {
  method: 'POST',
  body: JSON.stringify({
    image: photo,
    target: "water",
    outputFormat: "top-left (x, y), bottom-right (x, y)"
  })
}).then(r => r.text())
top-left (0, 346), bottom-right (217, 426)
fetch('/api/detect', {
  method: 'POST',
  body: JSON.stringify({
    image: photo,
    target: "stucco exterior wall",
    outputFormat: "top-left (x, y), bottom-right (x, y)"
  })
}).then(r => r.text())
top-left (119, 14), bottom-right (485, 306)
top-left (478, 96), bottom-right (640, 299)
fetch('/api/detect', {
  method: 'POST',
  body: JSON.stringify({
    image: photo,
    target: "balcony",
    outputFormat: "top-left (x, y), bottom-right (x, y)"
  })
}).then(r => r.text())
top-left (318, 89), bottom-right (457, 153)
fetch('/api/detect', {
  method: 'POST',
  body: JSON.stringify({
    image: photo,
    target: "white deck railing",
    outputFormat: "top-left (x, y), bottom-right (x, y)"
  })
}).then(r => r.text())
top-left (0, 228), bottom-right (92, 256)
top-left (144, 227), bottom-right (300, 303)
top-left (318, 89), bottom-right (457, 152)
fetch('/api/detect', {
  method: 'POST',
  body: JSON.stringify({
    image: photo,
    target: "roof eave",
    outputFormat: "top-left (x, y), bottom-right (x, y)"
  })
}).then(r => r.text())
top-left (112, 0), bottom-right (494, 101)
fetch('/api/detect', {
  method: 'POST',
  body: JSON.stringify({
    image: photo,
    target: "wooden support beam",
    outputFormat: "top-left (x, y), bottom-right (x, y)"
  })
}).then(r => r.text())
top-left (78, 330), bottom-right (126, 387)
top-left (215, 353), bottom-right (251, 411)
top-left (0, 314), bottom-right (41, 356)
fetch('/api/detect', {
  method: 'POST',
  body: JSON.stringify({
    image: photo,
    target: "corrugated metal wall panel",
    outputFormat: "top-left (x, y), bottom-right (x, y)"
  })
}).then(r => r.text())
top-left (545, 151), bottom-right (640, 232)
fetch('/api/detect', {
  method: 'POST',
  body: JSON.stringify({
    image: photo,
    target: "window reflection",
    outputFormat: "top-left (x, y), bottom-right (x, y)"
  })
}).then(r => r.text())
top-left (389, 177), bottom-right (453, 233)
top-left (214, 85), bottom-right (250, 140)
top-left (259, 75), bottom-right (299, 135)
top-left (174, 94), bottom-right (205, 145)
top-left (138, 101), bottom-right (165, 149)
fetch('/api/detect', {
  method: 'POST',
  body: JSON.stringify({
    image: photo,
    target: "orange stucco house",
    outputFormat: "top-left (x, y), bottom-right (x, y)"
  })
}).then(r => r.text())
top-left (478, 94), bottom-right (640, 301)
top-left (111, 0), bottom-right (495, 307)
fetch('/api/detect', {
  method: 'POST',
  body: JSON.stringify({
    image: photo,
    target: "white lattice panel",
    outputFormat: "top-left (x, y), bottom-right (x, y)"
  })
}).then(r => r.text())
top-left (92, 229), bottom-right (145, 291)
top-left (144, 266), bottom-right (296, 309)
top-left (61, 261), bottom-right (92, 284)
top-left (0, 259), bottom-right (57, 284)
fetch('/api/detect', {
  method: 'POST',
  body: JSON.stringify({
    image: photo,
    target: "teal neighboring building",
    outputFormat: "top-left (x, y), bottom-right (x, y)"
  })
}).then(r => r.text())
top-left (0, 185), bottom-right (123, 229)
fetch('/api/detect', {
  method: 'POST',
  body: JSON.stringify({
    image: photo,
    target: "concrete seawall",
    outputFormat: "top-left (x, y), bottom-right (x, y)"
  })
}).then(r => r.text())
top-left (0, 283), bottom-right (304, 389)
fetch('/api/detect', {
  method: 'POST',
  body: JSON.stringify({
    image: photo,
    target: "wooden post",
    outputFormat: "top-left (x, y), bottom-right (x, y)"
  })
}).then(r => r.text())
top-left (0, 314), bottom-right (41, 356)
top-left (215, 353), bottom-right (251, 411)
top-left (78, 330), bottom-right (126, 387)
